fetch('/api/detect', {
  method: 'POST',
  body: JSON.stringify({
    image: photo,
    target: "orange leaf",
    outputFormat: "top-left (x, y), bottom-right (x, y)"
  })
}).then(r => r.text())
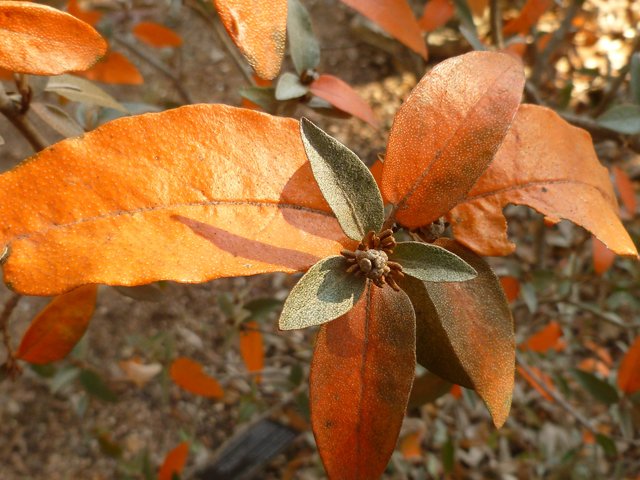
top-left (240, 321), bottom-right (264, 382)
top-left (158, 441), bottom-right (189, 480)
top-left (370, 158), bottom-right (384, 194)
top-left (213, 0), bottom-right (286, 79)
top-left (133, 22), bottom-right (183, 48)
top-left (516, 365), bottom-right (555, 401)
top-left (310, 282), bottom-right (416, 480)
top-left (16, 284), bottom-right (98, 364)
top-left (0, 104), bottom-right (353, 295)
top-left (170, 357), bottom-right (224, 398)
top-left (67, 0), bottom-right (102, 27)
top-left (308, 74), bottom-right (378, 129)
top-left (499, 276), bottom-right (520, 303)
top-left (577, 358), bottom-right (610, 377)
top-left (0, 1), bottom-right (107, 75)
top-left (520, 321), bottom-right (563, 353)
top-left (612, 166), bottom-right (637, 216)
top-left (466, 0), bottom-right (489, 16)
top-left (382, 52), bottom-right (525, 228)
top-left (0, 67), bottom-right (13, 80)
top-left (447, 104), bottom-right (638, 259)
top-left (503, 0), bottom-right (551, 36)
top-left (418, 0), bottom-right (455, 33)
top-left (584, 340), bottom-right (613, 366)
top-left (617, 334), bottom-right (640, 394)
top-left (582, 429), bottom-right (596, 444)
top-left (400, 431), bottom-right (423, 460)
top-left (593, 236), bottom-right (615, 274)
top-left (76, 52), bottom-right (143, 85)
top-left (450, 384), bottom-right (462, 398)
top-left (339, 0), bottom-right (427, 59)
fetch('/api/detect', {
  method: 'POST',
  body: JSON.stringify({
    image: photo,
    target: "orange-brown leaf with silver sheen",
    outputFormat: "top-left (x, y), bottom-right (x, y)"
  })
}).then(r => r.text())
top-left (0, 104), bottom-right (354, 296)
top-left (213, 0), bottom-right (286, 80)
top-left (447, 104), bottom-right (638, 259)
top-left (381, 52), bottom-right (525, 227)
top-left (0, 1), bottom-right (107, 75)
top-left (310, 282), bottom-right (416, 480)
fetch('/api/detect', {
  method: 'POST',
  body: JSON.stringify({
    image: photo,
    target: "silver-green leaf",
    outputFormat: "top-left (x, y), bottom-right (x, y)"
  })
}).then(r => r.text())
top-left (46, 74), bottom-right (128, 112)
top-left (275, 72), bottom-right (309, 100)
top-left (389, 241), bottom-right (477, 282)
top-left (279, 255), bottom-right (366, 330)
top-left (300, 117), bottom-right (384, 241)
top-left (287, 0), bottom-right (320, 74)
top-left (31, 103), bottom-right (85, 138)
top-left (631, 52), bottom-right (640, 105)
top-left (596, 104), bottom-right (640, 135)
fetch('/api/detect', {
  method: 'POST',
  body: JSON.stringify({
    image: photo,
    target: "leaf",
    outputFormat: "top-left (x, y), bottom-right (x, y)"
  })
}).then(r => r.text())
top-left (16, 285), bottom-right (98, 364)
top-left (382, 51), bottom-right (525, 228)
top-left (407, 371), bottom-right (453, 409)
top-left (466, 0), bottom-right (488, 16)
top-left (400, 431), bottom-right (423, 460)
top-left (133, 22), bottom-right (183, 48)
top-left (442, 438), bottom-right (455, 473)
top-left (447, 104), bottom-right (639, 259)
top-left (119, 359), bottom-right (162, 388)
top-left (612, 166), bottom-right (637, 215)
top-left (617, 334), bottom-right (640, 394)
top-left (51, 365), bottom-right (81, 393)
top-left (112, 285), bottom-right (164, 302)
top-left (455, 0), bottom-right (478, 36)
top-left (238, 86), bottom-right (297, 115)
top-left (499, 276), bottom-right (520, 302)
top-left (339, 0), bottom-right (427, 59)
top-left (67, 0), bottom-right (102, 27)
top-left (593, 236), bottom-right (615, 275)
top-left (30, 103), bottom-right (85, 138)
top-left (0, 105), bottom-right (354, 296)
top-left (213, 0), bottom-right (287, 79)
top-left (243, 298), bottom-right (283, 323)
top-left (597, 105), bottom-right (640, 135)
top-left (418, 0), bottom-right (455, 33)
top-left (278, 255), bottom-right (366, 330)
top-left (502, 0), bottom-right (552, 36)
top-left (0, 1), bottom-right (107, 75)
top-left (275, 72), bottom-right (309, 100)
top-left (631, 52), bottom-right (640, 105)
top-left (516, 365), bottom-right (554, 401)
top-left (595, 433), bottom-right (617, 457)
top-left (520, 321), bottom-right (563, 353)
top-left (240, 321), bottom-right (264, 381)
top-left (400, 239), bottom-right (515, 427)
top-left (310, 281), bottom-right (416, 480)
top-left (286, 0), bottom-right (320, 74)
top-left (79, 369), bottom-right (118, 402)
top-left (571, 368), bottom-right (619, 405)
top-left (46, 74), bottom-right (127, 112)
top-left (300, 118), bottom-right (384, 240)
top-left (170, 357), bottom-right (224, 398)
top-left (159, 442), bottom-right (189, 480)
top-left (389, 241), bottom-right (477, 282)
top-left (76, 52), bottom-right (143, 85)
top-left (308, 74), bottom-right (378, 129)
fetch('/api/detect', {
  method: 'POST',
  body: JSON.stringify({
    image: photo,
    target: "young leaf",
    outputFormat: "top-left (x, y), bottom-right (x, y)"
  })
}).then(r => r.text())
top-left (133, 22), bottom-right (183, 48)
top-left (239, 86), bottom-right (297, 116)
top-left (339, 0), bottom-right (427, 59)
top-left (275, 72), bottom-right (309, 100)
top-left (213, 0), bottom-right (287, 80)
top-left (499, 276), bottom-right (520, 302)
top-left (502, 0), bottom-right (551, 36)
top-left (382, 51), bottom-right (525, 228)
top-left (300, 118), bottom-right (384, 240)
top-left (159, 442), bottom-right (189, 480)
top-left (79, 369), bottom-right (118, 402)
top-left (407, 371), bottom-right (453, 409)
top-left (593, 236), bottom-right (615, 275)
top-left (617, 334), bottom-right (640, 395)
top-left (571, 368), bottom-right (619, 405)
top-left (597, 105), bottom-right (640, 135)
top-left (240, 321), bottom-right (264, 382)
top-left (287, 0), bottom-right (320, 74)
top-left (310, 281), bottom-right (416, 480)
top-left (612, 166), bottom-right (637, 215)
top-left (0, 1), bottom-right (107, 75)
top-left (0, 105), bottom-right (354, 296)
top-left (448, 104), bottom-right (639, 259)
top-left (308, 74), bottom-right (378, 129)
top-left (389, 241), bottom-right (477, 282)
top-left (278, 255), bottom-right (366, 330)
top-left (418, 0), bottom-right (455, 33)
top-left (46, 74), bottom-right (128, 112)
top-left (170, 357), bottom-right (224, 398)
top-left (76, 52), bottom-right (144, 85)
top-left (67, 0), bottom-right (102, 27)
top-left (516, 365), bottom-right (555, 401)
top-left (16, 285), bottom-right (98, 364)
top-left (399, 239), bottom-right (515, 428)
top-left (520, 321), bottom-right (563, 353)
top-left (31, 103), bottom-right (85, 138)
top-left (631, 52), bottom-right (640, 105)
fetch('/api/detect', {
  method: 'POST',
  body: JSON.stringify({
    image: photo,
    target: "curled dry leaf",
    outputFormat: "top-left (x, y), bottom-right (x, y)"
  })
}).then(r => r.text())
top-left (503, 0), bottom-right (552, 36)
top-left (0, 104), bottom-right (353, 295)
top-left (158, 441), bottom-right (190, 480)
top-left (418, 0), bottom-right (455, 33)
top-left (240, 321), bottom-right (264, 382)
top-left (617, 335), bottom-right (640, 395)
top-left (213, 0), bottom-right (287, 79)
top-left (0, 1), bottom-right (107, 75)
top-left (382, 51), bottom-right (525, 228)
top-left (16, 285), bottom-right (98, 364)
top-left (310, 282), bottom-right (416, 480)
top-left (593, 236), bottom-right (616, 275)
top-left (76, 51), bottom-right (143, 85)
top-left (170, 357), bottom-right (224, 398)
top-left (447, 104), bottom-right (638, 259)
top-left (119, 358), bottom-right (162, 388)
top-left (133, 22), bottom-right (183, 48)
top-left (520, 321), bottom-right (563, 353)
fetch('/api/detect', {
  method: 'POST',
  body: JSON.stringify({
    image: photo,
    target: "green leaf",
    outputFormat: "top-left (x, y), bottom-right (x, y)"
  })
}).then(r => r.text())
top-left (289, 363), bottom-right (304, 386)
top-left (112, 284), bottom-right (163, 302)
top-left (275, 72), bottom-right (309, 100)
top-left (571, 368), bottom-right (619, 405)
top-left (389, 241), bottom-right (477, 282)
top-left (300, 118), bottom-right (384, 241)
top-left (407, 371), bottom-right (453, 409)
top-left (279, 255), bottom-right (366, 330)
top-left (31, 103), bottom-right (85, 138)
top-left (287, 0), bottom-right (320, 74)
top-left (295, 391), bottom-right (310, 421)
top-left (30, 363), bottom-right (56, 378)
top-left (50, 365), bottom-right (81, 393)
top-left (597, 105), bottom-right (640, 135)
top-left (631, 53), bottom-right (640, 105)
top-left (455, 0), bottom-right (478, 36)
top-left (46, 74), bottom-right (128, 112)
top-left (238, 86), bottom-right (298, 116)
top-left (442, 438), bottom-right (455, 473)
top-left (79, 369), bottom-right (118, 403)
top-left (595, 433), bottom-right (618, 457)
top-left (243, 297), bottom-right (284, 323)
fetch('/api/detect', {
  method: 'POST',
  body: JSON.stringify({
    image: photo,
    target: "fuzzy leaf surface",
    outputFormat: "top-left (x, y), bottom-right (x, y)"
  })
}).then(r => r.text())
top-left (447, 104), bottom-right (638, 259)
top-left (31, 103), bottom-right (85, 138)
top-left (287, 0), bottom-right (320, 74)
top-left (0, 105), bottom-right (354, 296)
top-left (310, 282), bottom-right (416, 480)
top-left (279, 255), bottom-right (366, 330)
top-left (597, 105), bottom-right (640, 135)
top-left (300, 118), bottom-right (384, 240)
top-left (46, 74), bottom-right (128, 111)
top-left (400, 238), bottom-right (515, 427)
top-left (275, 72), bottom-right (309, 100)
top-left (389, 241), bottom-right (476, 282)
top-left (382, 51), bottom-right (525, 227)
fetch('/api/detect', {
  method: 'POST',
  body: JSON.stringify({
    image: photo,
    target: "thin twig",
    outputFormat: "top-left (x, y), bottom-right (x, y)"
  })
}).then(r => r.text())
top-left (490, 0), bottom-right (505, 49)
top-left (113, 35), bottom-right (195, 105)
top-left (0, 83), bottom-right (48, 152)
top-left (0, 293), bottom-right (22, 379)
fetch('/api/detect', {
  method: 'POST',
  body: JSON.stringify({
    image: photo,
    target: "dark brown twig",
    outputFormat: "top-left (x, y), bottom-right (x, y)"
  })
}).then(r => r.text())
top-left (490, 0), bottom-right (505, 49)
top-left (0, 82), bottom-right (48, 152)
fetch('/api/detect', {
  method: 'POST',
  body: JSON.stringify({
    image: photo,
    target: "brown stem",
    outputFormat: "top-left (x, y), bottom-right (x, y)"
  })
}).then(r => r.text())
top-left (489, 0), bottom-right (505, 49)
top-left (0, 293), bottom-right (22, 379)
top-left (0, 82), bottom-right (48, 152)
top-left (381, 206), bottom-right (399, 232)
